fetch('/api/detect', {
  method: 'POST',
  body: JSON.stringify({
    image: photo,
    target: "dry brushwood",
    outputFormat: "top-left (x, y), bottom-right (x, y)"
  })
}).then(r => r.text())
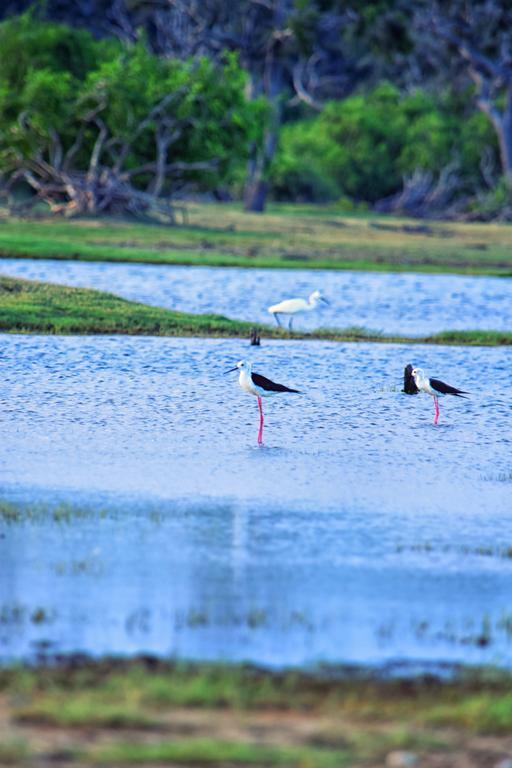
top-left (1, 91), bottom-right (216, 221)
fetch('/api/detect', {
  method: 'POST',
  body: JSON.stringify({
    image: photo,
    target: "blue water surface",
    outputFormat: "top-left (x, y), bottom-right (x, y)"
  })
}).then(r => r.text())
top-left (1, 334), bottom-right (511, 669)
top-left (1, 257), bottom-right (511, 335)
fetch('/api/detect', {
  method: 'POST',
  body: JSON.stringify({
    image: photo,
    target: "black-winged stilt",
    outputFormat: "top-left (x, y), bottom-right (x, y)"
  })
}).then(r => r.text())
top-left (411, 367), bottom-right (469, 425)
top-left (268, 290), bottom-right (328, 330)
top-left (226, 360), bottom-right (300, 444)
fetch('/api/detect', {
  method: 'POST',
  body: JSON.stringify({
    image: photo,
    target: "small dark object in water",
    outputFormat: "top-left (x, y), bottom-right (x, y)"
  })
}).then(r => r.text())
top-left (250, 329), bottom-right (261, 346)
top-left (403, 364), bottom-right (419, 394)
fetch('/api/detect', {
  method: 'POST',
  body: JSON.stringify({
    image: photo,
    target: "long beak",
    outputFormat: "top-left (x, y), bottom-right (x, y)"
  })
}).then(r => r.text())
top-left (225, 367), bottom-right (238, 374)
top-left (320, 297), bottom-right (329, 305)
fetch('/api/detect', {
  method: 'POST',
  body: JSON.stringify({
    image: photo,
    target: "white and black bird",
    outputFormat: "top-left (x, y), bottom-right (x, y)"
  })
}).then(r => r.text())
top-left (226, 360), bottom-right (300, 444)
top-left (411, 367), bottom-right (469, 425)
top-left (268, 290), bottom-right (328, 330)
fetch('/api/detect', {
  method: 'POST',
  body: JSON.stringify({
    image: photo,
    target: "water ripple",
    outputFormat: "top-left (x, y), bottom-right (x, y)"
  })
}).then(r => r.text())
top-left (1, 258), bottom-right (512, 334)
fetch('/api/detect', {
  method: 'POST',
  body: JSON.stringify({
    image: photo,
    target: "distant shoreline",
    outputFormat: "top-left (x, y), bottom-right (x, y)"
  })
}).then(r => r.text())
top-left (1, 201), bottom-right (512, 276)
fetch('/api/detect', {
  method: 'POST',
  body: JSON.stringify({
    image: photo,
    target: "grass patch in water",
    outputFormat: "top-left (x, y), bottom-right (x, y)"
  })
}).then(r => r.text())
top-left (0, 499), bottom-right (110, 524)
top-left (0, 276), bottom-right (252, 337)
top-left (396, 541), bottom-right (512, 559)
top-left (1, 276), bottom-right (512, 346)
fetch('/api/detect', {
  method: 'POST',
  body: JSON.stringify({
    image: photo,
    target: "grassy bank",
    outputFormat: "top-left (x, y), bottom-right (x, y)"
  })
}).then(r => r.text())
top-left (1, 275), bottom-right (512, 346)
top-left (1, 202), bottom-right (512, 275)
top-left (2, 659), bottom-right (512, 766)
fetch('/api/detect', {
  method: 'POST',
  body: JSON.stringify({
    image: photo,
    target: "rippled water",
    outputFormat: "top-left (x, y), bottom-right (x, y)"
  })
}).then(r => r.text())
top-left (2, 257), bottom-right (512, 335)
top-left (1, 334), bottom-right (512, 668)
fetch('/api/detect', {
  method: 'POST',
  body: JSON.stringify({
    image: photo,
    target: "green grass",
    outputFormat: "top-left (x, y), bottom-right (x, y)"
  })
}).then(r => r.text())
top-left (1, 201), bottom-right (512, 274)
top-left (0, 275), bottom-right (254, 337)
top-left (93, 729), bottom-right (448, 767)
top-left (5, 659), bottom-right (512, 734)
top-left (3, 660), bottom-right (512, 766)
top-left (94, 738), bottom-right (351, 766)
top-left (1, 275), bottom-right (512, 345)
top-left (0, 741), bottom-right (29, 765)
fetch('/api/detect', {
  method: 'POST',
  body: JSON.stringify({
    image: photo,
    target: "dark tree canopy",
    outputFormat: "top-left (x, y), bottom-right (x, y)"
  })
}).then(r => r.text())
top-left (1, 0), bottom-right (370, 212)
top-left (411, 0), bottom-right (512, 185)
top-left (1, 0), bottom-right (510, 219)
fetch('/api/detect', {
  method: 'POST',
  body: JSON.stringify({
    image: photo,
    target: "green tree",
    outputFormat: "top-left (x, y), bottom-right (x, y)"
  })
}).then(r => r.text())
top-left (272, 83), bottom-right (496, 204)
top-left (0, 15), bottom-right (257, 219)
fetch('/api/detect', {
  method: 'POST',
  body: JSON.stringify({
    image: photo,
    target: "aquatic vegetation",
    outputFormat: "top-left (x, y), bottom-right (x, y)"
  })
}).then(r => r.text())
top-left (0, 500), bottom-right (110, 524)
top-left (395, 541), bottom-right (512, 560)
top-left (52, 557), bottom-right (103, 577)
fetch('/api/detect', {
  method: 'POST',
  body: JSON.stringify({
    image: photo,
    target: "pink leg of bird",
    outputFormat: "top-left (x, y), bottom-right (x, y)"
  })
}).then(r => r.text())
top-left (433, 396), bottom-right (440, 425)
top-left (257, 396), bottom-right (264, 445)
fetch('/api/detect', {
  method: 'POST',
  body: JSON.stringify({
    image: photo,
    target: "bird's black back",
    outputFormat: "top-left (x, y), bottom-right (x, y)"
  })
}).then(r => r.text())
top-left (252, 372), bottom-right (300, 393)
top-left (430, 378), bottom-right (469, 397)
top-left (403, 363), bottom-right (419, 395)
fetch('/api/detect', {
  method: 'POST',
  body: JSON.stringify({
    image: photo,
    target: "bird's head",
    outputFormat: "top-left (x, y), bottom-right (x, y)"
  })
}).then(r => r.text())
top-left (309, 290), bottom-right (329, 305)
top-left (411, 367), bottom-right (424, 381)
top-left (225, 359), bottom-right (252, 374)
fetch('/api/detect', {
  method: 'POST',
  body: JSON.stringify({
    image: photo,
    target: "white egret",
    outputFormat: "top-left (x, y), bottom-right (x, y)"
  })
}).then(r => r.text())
top-left (268, 290), bottom-right (328, 330)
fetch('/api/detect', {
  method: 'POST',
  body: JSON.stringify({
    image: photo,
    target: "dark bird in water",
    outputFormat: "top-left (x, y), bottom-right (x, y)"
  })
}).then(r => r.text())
top-left (403, 363), bottom-right (419, 395)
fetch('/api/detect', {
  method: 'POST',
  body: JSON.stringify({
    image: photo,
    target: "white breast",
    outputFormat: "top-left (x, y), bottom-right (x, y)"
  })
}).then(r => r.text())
top-left (239, 369), bottom-right (259, 396)
top-left (417, 376), bottom-right (439, 397)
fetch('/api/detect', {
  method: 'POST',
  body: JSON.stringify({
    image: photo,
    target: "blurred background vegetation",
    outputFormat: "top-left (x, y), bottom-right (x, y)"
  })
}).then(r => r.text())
top-left (0, 0), bottom-right (511, 221)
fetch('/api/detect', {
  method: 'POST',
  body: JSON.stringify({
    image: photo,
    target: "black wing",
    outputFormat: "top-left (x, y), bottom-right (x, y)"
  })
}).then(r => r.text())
top-left (252, 371), bottom-right (300, 393)
top-left (430, 378), bottom-right (469, 397)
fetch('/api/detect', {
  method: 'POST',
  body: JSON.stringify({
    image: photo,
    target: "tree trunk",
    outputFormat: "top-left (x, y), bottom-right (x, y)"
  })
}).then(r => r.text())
top-left (492, 84), bottom-right (512, 187)
top-left (243, 102), bottom-right (280, 212)
top-left (243, 60), bottom-right (282, 213)
top-left (244, 178), bottom-right (269, 212)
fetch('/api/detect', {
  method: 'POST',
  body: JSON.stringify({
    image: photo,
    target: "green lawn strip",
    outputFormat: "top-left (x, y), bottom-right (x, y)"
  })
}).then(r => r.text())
top-left (94, 727), bottom-right (451, 767)
top-left (5, 661), bottom-right (512, 736)
top-left (92, 738), bottom-right (351, 767)
top-left (92, 732), bottom-right (446, 767)
top-left (1, 203), bottom-right (512, 274)
top-left (1, 276), bottom-right (512, 345)
top-left (14, 694), bottom-right (154, 730)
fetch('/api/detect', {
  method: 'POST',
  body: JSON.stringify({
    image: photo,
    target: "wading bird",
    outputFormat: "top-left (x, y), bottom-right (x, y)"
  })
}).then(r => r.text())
top-left (226, 360), bottom-right (299, 444)
top-left (411, 367), bottom-right (469, 425)
top-left (268, 290), bottom-right (328, 329)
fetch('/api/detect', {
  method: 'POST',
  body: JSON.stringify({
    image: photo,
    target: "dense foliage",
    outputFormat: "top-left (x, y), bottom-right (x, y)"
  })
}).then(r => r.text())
top-left (0, 2), bottom-right (510, 218)
top-left (272, 83), bottom-right (496, 204)
top-left (0, 14), bottom-right (260, 218)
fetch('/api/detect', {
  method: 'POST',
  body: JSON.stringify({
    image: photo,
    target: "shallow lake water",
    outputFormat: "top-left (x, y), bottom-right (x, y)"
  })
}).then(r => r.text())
top-left (2, 257), bottom-right (512, 335)
top-left (1, 334), bottom-right (512, 669)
